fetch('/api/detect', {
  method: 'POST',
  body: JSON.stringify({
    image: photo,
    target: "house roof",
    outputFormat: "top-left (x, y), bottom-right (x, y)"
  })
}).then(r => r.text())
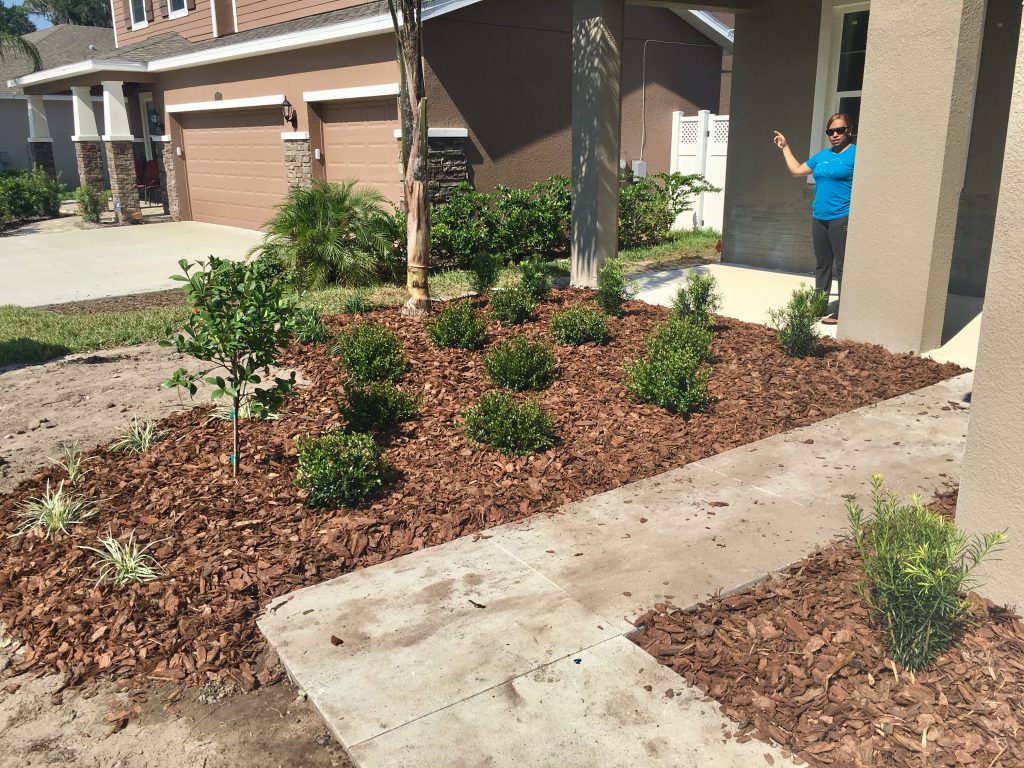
top-left (0, 24), bottom-right (115, 94)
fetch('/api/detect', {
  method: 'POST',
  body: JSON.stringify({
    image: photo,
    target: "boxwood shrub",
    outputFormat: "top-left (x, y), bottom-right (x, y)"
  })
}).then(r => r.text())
top-left (488, 287), bottom-right (535, 326)
top-left (295, 430), bottom-right (387, 507)
top-left (595, 258), bottom-right (636, 317)
top-left (339, 381), bottom-right (419, 432)
top-left (426, 301), bottom-right (488, 350)
top-left (484, 336), bottom-right (557, 391)
top-left (462, 391), bottom-right (555, 455)
top-left (331, 321), bottom-right (406, 383)
top-left (517, 255), bottom-right (553, 302)
top-left (550, 304), bottom-right (610, 346)
top-left (625, 318), bottom-right (715, 416)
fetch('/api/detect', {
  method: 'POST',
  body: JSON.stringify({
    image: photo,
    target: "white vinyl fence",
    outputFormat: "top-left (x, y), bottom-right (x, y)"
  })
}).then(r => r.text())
top-left (670, 109), bottom-right (729, 232)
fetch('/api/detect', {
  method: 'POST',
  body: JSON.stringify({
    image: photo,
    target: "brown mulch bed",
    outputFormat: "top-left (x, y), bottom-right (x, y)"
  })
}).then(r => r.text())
top-left (37, 288), bottom-right (189, 315)
top-left (0, 289), bottom-right (964, 691)
top-left (631, 490), bottom-right (1024, 768)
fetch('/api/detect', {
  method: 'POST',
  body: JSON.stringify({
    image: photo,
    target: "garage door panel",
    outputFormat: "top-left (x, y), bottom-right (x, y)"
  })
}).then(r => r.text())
top-left (322, 99), bottom-right (402, 204)
top-left (181, 109), bottom-right (287, 231)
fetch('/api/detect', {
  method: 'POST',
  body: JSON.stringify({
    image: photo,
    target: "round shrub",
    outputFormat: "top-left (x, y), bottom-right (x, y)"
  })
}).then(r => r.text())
top-left (330, 321), bottom-right (406, 383)
top-left (625, 319), bottom-right (715, 416)
top-left (339, 381), bottom-right (419, 432)
top-left (517, 255), bottom-right (553, 302)
top-left (656, 317), bottom-right (714, 362)
top-left (295, 431), bottom-right (387, 507)
top-left (470, 251), bottom-right (504, 295)
top-left (484, 336), bottom-right (557, 391)
top-left (426, 301), bottom-right (488, 350)
top-left (550, 305), bottom-right (610, 346)
top-left (488, 287), bottom-right (535, 326)
top-left (595, 258), bottom-right (636, 317)
top-left (462, 391), bottom-right (555, 455)
top-left (671, 272), bottom-right (722, 326)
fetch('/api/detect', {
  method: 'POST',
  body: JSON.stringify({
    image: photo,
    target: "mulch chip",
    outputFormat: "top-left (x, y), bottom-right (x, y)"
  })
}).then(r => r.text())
top-left (0, 289), bottom-right (963, 690)
top-left (631, 490), bottom-right (1024, 768)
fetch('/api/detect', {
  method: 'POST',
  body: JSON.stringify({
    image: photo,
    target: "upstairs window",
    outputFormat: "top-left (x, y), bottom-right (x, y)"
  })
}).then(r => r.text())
top-left (169, 0), bottom-right (189, 19)
top-left (129, 0), bottom-right (148, 29)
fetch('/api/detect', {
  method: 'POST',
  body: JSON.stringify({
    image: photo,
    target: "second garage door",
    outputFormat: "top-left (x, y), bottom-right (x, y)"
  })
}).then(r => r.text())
top-left (321, 99), bottom-right (402, 204)
top-left (180, 109), bottom-right (288, 230)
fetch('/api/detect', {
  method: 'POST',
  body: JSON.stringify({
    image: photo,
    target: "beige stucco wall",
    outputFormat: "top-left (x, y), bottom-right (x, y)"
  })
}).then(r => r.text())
top-left (955, 14), bottom-right (1024, 610)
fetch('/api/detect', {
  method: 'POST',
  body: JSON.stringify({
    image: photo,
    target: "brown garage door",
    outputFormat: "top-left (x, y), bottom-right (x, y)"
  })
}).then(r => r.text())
top-left (321, 99), bottom-right (402, 204)
top-left (180, 109), bottom-right (287, 230)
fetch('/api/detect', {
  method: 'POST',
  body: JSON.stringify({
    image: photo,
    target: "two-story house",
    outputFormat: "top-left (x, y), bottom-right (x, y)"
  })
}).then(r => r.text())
top-left (6, 0), bottom-right (733, 230)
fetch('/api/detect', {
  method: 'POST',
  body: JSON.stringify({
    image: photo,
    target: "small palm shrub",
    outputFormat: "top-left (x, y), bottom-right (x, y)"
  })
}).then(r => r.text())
top-left (625, 319), bottom-right (715, 415)
top-left (462, 391), bottom-right (555, 455)
top-left (470, 251), bottom-right (503, 295)
top-left (849, 475), bottom-right (1008, 671)
top-left (80, 531), bottom-right (163, 586)
top-left (488, 287), bottom-right (535, 326)
top-left (250, 180), bottom-right (393, 290)
top-left (292, 306), bottom-right (329, 343)
top-left (73, 185), bottom-right (110, 224)
top-left (671, 272), bottom-right (722, 326)
top-left (13, 481), bottom-right (95, 538)
top-left (517, 255), bottom-right (553, 302)
top-left (550, 305), bottom-right (611, 346)
top-left (769, 286), bottom-right (829, 357)
top-left (426, 301), bottom-right (488, 350)
top-left (295, 431), bottom-right (387, 507)
top-left (484, 336), bottom-right (557, 391)
top-left (595, 258), bottom-right (636, 317)
top-left (331, 321), bottom-right (406, 383)
top-left (339, 381), bottom-right (419, 432)
top-left (111, 417), bottom-right (166, 453)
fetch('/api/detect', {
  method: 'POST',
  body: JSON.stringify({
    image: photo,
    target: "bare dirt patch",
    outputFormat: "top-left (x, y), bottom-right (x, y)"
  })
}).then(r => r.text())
top-left (37, 288), bottom-right (188, 315)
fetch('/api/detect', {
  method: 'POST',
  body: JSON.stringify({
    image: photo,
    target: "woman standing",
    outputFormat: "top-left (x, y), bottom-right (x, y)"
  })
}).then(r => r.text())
top-left (773, 114), bottom-right (857, 324)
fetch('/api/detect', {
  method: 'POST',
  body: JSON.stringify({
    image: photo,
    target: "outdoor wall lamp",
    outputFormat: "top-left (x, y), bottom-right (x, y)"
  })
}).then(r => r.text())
top-left (281, 98), bottom-right (296, 129)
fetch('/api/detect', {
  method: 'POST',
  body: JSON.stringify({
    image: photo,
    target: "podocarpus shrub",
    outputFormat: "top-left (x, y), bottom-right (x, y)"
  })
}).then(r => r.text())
top-left (462, 391), bottom-right (555, 455)
top-left (295, 431), bottom-right (387, 507)
top-left (518, 255), bottom-right (553, 303)
top-left (484, 336), bottom-right (557, 391)
top-left (73, 185), bottom-right (110, 224)
top-left (331, 321), bottom-right (406, 383)
top-left (671, 272), bottom-right (722, 327)
top-left (469, 251), bottom-right (504, 296)
top-left (595, 258), bottom-right (637, 317)
top-left (339, 381), bottom-right (419, 432)
top-left (769, 286), bottom-right (829, 357)
top-left (426, 301), bottom-right (488, 350)
top-left (625, 318), bottom-right (715, 415)
top-left (849, 475), bottom-right (1007, 671)
top-left (162, 257), bottom-right (297, 476)
top-left (550, 304), bottom-right (611, 346)
top-left (0, 168), bottom-right (66, 230)
top-left (489, 287), bottom-right (536, 326)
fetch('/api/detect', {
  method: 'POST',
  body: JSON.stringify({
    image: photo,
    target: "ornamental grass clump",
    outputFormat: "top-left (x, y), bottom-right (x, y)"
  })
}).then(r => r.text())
top-left (848, 475), bottom-right (1007, 672)
top-left (595, 258), bottom-right (637, 317)
top-left (484, 336), bottom-right (557, 391)
top-left (462, 391), bottom-right (555, 456)
top-left (550, 304), bottom-right (611, 346)
top-left (769, 285), bottom-right (829, 357)
top-left (426, 301), bottom-right (488, 350)
top-left (295, 431), bottom-right (387, 507)
top-left (488, 287), bottom-right (536, 326)
top-left (625, 318), bottom-right (715, 416)
top-left (80, 531), bottom-right (164, 587)
top-left (331, 321), bottom-right (406, 383)
top-left (291, 306), bottom-right (329, 343)
top-left (12, 481), bottom-right (96, 539)
top-left (671, 271), bottom-right (722, 327)
top-left (48, 442), bottom-right (87, 486)
top-left (339, 381), bottom-right (419, 432)
top-left (111, 417), bottom-right (166, 453)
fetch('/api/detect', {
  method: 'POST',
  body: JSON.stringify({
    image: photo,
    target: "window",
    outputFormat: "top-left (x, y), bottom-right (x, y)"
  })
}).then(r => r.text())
top-left (168, 0), bottom-right (188, 19)
top-left (129, 0), bottom-right (147, 29)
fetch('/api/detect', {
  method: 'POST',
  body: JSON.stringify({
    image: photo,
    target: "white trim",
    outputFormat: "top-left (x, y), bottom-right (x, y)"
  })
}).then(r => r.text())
top-left (392, 127), bottom-right (469, 139)
top-left (101, 134), bottom-right (136, 141)
top-left (7, 59), bottom-right (146, 89)
top-left (232, 0), bottom-right (239, 34)
top-left (139, 91), bottom-right (155, 160)
top-left (168, 0), bottom-right (189, 20)
top-left (210, 0), bottom-right (220, 37)
top-left (281, 131), bottom-right (310, 140)
top-left (109, 0), bottom-right (119, 48)
top-left (28, 137), bottom-right (54, 143)
top-left (72, 135), bottom-right (102, 141)
top-left (0, 93), bottom-right (103, 101)
top-left (303, 83), bottom-right (400, 103)
top-left (165, 94), bottom-right (285, 113)
top-left (151, 134), bottom-right (172, 141)
top-left (678, 10), bottom-right (734, 53)
top-left (809, 0), bottom-right (869, 161)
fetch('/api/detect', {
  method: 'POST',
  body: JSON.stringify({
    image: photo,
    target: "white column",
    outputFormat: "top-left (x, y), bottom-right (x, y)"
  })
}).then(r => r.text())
top-left (26, 96), bottom-right (52, 142)
top-left (101, 80), bottom-right (133, 141)
top-left (71, 86), bottom-right (100, 140)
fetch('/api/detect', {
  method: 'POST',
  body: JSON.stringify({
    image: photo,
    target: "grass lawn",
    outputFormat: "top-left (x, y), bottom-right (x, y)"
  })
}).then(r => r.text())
top-left (0, 233), bottom-right (717, 368)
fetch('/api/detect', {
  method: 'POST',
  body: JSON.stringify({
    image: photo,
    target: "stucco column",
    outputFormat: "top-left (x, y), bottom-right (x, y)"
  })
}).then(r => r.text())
top-left (26, 96), bottom-right (57, 178)
top-left (71, 86), bottom-right (105, 190)
top-left (838, 0), bottom-right (986, 353)
top-left (100, 81), bottom-right (141, 222)
top-left (570, 0), bottom-right (624, 288)
top-left (955, 17), bottom-right (1024, 610)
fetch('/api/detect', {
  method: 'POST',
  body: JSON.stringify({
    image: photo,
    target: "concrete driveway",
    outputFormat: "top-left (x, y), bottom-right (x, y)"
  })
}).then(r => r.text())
top-left (0, 221), bottom-right (264, 307)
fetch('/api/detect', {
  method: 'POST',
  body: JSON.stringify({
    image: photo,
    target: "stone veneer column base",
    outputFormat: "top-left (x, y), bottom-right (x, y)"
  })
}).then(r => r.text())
top-left (28, 140), bottom-right (57, 179)
top-left (73, 140), bottom-right (106, 190)
top-left (159, 141), bottom-right (181, 221)
top-left (284, 138), bottom-right (313, 191)
top-left (104, 140), bottom-right (142, 223)
top-left (427, 136), bottom-right (470, 204)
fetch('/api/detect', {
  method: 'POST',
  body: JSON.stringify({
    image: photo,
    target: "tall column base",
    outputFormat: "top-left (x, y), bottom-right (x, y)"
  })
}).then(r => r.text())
top-left (283, 137), bottom-right (313, 192)
top-left (104, 139), bottom-right (142, 223)
top-left (159, 140), bottom-right (181, 221)
top-left (28, 139), bottom-right (57, 179)
top-left (73, 139), bottom-right (106, 190)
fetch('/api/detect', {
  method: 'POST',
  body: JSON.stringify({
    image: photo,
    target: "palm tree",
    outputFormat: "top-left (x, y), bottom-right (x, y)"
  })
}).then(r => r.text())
top-left (0, 32), bottom-right (41, 71)
top-left (22, 0), bottom-right (112, 28)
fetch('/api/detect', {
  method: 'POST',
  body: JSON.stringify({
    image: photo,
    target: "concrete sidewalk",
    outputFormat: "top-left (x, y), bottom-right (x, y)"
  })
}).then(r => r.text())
top-left (259, 373), bottom-right (972, 768)
top-left (0, 221), bottom-right (262, 307)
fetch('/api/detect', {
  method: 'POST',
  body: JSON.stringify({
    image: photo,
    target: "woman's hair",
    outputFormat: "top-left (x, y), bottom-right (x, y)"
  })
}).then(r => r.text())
top-left (827, 112), bottom-right (855, 132)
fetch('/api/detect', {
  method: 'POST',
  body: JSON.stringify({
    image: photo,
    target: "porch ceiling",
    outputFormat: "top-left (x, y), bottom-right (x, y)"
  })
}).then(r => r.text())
top-left (629, 0), bottom-right (760, 12)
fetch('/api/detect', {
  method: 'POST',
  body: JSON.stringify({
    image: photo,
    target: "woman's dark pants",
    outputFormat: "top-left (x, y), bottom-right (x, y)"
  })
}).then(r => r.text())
top-left (811, 216), bottom-right (848, 315)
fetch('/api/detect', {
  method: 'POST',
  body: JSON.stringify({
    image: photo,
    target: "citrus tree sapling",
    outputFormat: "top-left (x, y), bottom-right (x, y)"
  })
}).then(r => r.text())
top-left (161, 257), bottom-right (298, 476)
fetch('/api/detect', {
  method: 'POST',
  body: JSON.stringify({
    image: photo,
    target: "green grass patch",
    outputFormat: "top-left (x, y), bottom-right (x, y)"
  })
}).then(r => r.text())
top-left (619, 228), bottom-right (720, 269)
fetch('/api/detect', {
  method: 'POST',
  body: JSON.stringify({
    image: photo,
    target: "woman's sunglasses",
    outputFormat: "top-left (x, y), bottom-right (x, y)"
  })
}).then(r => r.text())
top-left (826, 126), bottom-right (849, 136)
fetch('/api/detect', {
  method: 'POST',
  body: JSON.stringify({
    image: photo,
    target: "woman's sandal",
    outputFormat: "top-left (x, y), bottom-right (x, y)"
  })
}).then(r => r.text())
top-left (821, 314), bottom-right (839, 325)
